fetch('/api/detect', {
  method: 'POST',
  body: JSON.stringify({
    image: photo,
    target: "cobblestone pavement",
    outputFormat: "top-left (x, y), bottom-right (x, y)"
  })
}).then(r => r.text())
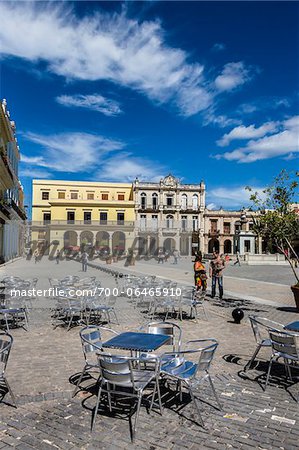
top-left (0, 258), bottom-right (298, 449)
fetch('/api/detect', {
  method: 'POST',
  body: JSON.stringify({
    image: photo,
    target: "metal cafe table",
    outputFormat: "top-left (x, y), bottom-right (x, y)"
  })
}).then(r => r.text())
top-left (102, 331), bottom-right (171, 353)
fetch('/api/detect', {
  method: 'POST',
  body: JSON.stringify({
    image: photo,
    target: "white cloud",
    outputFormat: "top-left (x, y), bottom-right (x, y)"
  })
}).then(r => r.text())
top-left (237, 97), bottom-right (291, 115)
top-left (21, 131), bottom-right (124, 173)
top-left (207, 186), bottom-right (265, 209)
top-left (97, 152), bottom-right (165, 182)
top-left (20, 130), bottom-right (166, 182)
top-left (0, 2), bottom-right (214, 117)
top-left (19, 167), bottom-right (52, 178)
top-left (214, 115), bottom-right (299, 163)
top-left (203, 109), bottom-right (242, 128)
top-left (206, 202), bottom-right (217, 210)
top-left (217, 122), bottom-right (278, 146)
top-left (56, 94), bottom-right (122, 116)
top-left (212, 43), bottom-right (226, 52)
top-left (214, 62), bottom-right (252, 92)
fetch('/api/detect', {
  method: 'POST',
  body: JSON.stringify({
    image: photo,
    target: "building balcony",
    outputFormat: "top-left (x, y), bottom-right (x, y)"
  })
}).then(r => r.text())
top-left (0, 151), bottom-right (18, 183)
top-left (180, 206), bottom-right (200, 212)
top-left (162, 227), bottom-right (177, 235)
top-left (30, 220), bottom-right (135, 229)
top-left (138, 205), bottom-right (159, 212)
top-left (0, 201), bottom-right (11, 219)
top-left (9, 199), bottom-right (27, 220)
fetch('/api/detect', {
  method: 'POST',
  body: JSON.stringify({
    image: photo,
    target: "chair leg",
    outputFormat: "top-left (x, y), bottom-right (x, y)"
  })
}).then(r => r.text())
top-left (91, 383), bottom-right (103, 431)
top-left (112, 308), bottom-right (119, 325)
top-left (284, 358), bottom-right (292, 381)
top-left (189, 387), bottom-right (205, 428)
top-left (4, 314), bottom-right (10, 332)
top-left (149, 378), bottom-right (163, 415)
top-left (3, 376), bottom-right (17, 407)
top-left (133, 394), bottom-right (142, 440)
top-left (107, 383), bottom-right (112, 412)
top-left (207, 373), bottom-right (222, 410)
top-left (244, 344), bottom-right (262, 372)
top-left (156, 377), bottom-right (163, 415)
top-left (72, 367), bottom-right (86, 398)
top-left (264, 356), bottom-right (274, 391)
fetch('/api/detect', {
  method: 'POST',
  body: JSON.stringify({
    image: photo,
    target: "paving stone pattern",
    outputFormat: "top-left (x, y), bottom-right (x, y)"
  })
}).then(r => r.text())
top-left (0, 258), bottom-right (298, 449)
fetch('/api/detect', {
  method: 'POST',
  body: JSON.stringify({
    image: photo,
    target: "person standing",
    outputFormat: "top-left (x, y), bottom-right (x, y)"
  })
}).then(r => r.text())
top-left (209, 251), bottom-right (225, 299)
top-left (173, 249), bottom-right (179, 264)
top-left (33, 248), bottom-right (39, 264)
top-left (234, 251), bottom-right (241, 266)
top-left (194, 254), bottom-right (207, 292)
top-left (157, 249), bottom-right (165, 264)
top-left (55, 250), bottom-right (60, 264)
top-left (81, 250), bottom-right (88, 272)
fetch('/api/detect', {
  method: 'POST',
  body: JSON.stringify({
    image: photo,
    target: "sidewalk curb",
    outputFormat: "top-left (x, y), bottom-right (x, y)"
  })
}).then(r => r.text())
top-left (0, 256), bottom-right (23, 268)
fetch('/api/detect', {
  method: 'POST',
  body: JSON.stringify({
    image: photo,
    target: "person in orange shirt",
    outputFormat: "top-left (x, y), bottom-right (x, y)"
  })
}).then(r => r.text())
top-left (194, 254), bottom-right (207, 292)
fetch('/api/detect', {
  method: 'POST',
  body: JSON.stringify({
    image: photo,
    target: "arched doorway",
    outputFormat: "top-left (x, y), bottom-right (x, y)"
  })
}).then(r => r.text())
top-left (180, 236), bottom-right (189, 256)
top-left (80, 231), bottom-right (94, 248)
top-left (64, 231), bottom-right (78, 248)
top-left (224, 239), bottom-right (232, 254)
top-left (95, 231), bottom-right (109, 252)
top-left (112, 231), bottom-right (126, 255)
top-left (208, 239), bottom-right (219, 253)
top-left (164, 238), bottom-right (176, 253)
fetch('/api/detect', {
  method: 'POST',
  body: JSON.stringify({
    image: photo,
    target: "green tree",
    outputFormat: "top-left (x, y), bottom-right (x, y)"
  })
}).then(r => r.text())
top-left (246, 170), bottom-right (299, 285)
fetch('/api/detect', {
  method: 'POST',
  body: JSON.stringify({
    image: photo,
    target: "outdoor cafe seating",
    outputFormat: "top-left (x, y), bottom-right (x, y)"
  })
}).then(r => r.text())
top-left (245, 315), bottom-right (299, 402)
top-left (73, 323), bottom-right (221, 440)
top-left (0, 332), bottom-right (16, 407)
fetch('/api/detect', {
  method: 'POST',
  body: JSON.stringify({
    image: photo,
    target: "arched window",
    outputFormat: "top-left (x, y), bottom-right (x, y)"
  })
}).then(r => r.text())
top-left (166, 215), bottom-right (174, 229)
top-left (181, 194), bottom-right (187, 209)
top-left (140, 192), bottom-right (147, 209)
top-left (152, 193), bottom-right (158, 210)
top-left (192, 194), bottom-right (198, 209)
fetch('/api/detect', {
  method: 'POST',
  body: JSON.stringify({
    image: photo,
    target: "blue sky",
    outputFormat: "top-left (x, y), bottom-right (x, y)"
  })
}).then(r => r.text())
top-left (1, 1), bottom-right (298, 213)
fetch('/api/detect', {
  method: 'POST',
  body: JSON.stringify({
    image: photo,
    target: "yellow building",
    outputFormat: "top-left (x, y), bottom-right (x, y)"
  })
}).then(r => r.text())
top-left (31, 179), bottom-right (135, 254)
top-left (0, 99), bottom-right (26, 263)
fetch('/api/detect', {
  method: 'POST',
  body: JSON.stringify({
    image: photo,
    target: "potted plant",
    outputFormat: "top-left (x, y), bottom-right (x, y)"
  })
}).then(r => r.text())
top-left (246, 170), bottom-right (299, 309)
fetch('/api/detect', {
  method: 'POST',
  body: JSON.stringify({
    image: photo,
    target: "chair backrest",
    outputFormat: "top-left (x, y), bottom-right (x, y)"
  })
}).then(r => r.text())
top-left (145, 321), bottom-right (182, 352)
top-left (80, 326), bottom-right (103, 364)
top-left (268, 330), bottom-right (299, 359)
top-left (0, 333), bottom-right (13, 376)
top-left (98, 353), bottom-right (133, 386)
top-left (80, 326), bottom-right (118, 364)
top-left (249, 316), bottom-right (284, 345)
top-left (196, 339), bottom-right (218, 372)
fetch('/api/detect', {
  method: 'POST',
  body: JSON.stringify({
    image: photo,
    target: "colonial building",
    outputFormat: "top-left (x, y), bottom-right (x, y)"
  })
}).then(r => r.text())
top-left (31, 180), bottom-right (135, 254)
top-left (133, 174), bottom-right (205, 255)
top-left (203, 208), bottom-right (261, 255)
top-left (0, 99), bottom-right (26, 263)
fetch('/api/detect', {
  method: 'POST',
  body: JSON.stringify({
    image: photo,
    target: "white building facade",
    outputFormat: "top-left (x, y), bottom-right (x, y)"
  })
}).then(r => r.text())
top-left (133, 175), bottom-right (205, 256)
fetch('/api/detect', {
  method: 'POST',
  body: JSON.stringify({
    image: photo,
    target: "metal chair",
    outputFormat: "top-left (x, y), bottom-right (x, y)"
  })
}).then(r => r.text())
top-left (138, 321), bottom-right (182, 369)
top-left (73, 325), bottom-right (119, 397)
top-left (0, 332), bottom-right (17, 407)
top-left (52, 296), bottom-right (83, 331)
top-left (180, 287), bottom-right (208, 321)
top-left (92, 352), bottom-right (162, 441)
top-left (244, 316), bottom-right (284, 371)
top-left (265, 329), bottom-right (299, 401)
top-left (0, 297), bottom-right (29, 332)
top-left (85, 295), bottom-right (119, 326)
top-left (161, 338), bottom-right (221, 427)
